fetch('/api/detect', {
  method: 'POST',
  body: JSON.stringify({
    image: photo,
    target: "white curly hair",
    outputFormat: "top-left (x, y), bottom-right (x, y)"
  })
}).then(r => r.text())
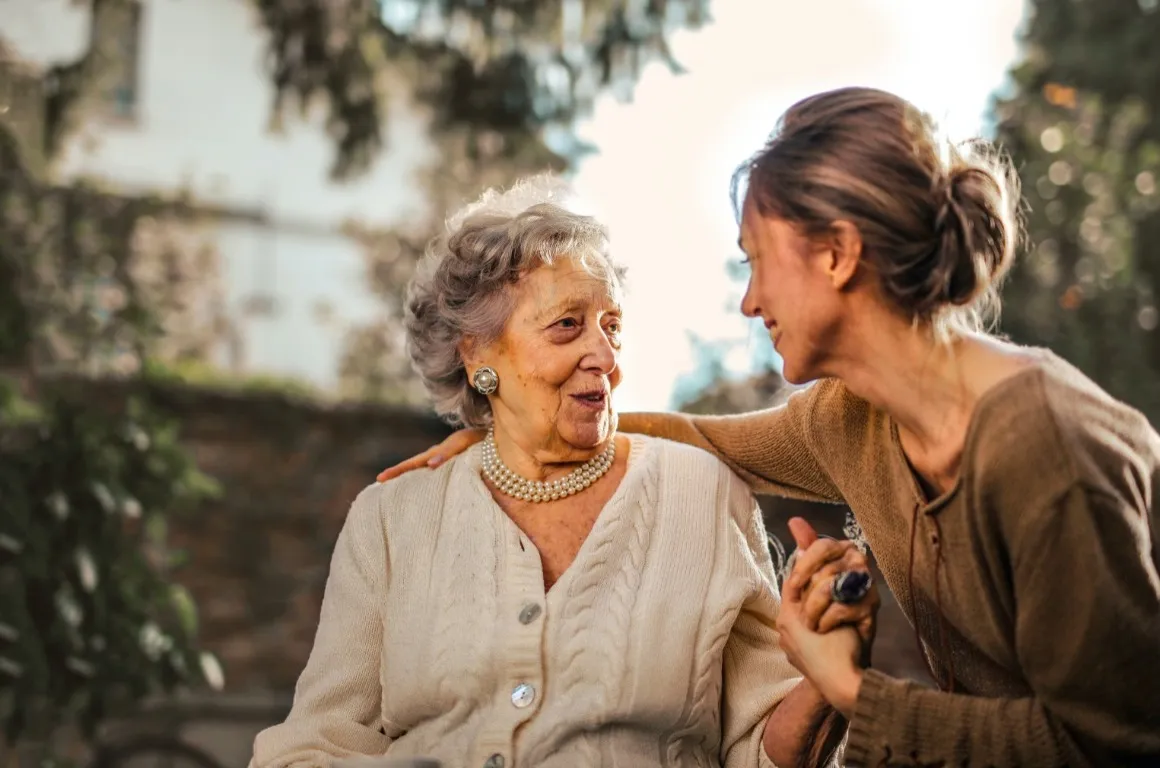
top-left (404, 173), bottom-right (626, 428)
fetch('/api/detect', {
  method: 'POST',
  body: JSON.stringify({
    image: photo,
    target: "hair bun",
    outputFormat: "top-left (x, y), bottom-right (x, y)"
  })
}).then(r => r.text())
top-left (737, 87), bottom-right (1022, 332)
top-left (926, 162), bottom-right (1017, 310)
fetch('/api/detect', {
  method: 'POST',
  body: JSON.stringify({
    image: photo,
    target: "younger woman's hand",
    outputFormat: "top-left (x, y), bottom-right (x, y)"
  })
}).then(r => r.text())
top-left (376, 429), bottom-right (485, 482)
top-left (783, 517), bottom-right (880, 648)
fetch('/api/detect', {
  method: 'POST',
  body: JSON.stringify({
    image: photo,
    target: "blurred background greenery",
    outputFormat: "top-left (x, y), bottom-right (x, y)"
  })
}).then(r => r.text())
top-left (1, 0), bottom-right (1157, 765)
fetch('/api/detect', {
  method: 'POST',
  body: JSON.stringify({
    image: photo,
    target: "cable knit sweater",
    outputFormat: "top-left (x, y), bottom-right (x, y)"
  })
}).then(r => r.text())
top-left (251, 435), bottom-right (802, 768)
top-left (625, 349), bottom-right (1160, 767)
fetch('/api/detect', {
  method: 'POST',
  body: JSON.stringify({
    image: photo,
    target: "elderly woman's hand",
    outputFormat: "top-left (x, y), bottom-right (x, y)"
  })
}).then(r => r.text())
top-left (376, 428), bottom-right (485, 482)
top-left (783, 517), bottom-right (880, 649)
top-left (776, 589), bottom-right (865, 719)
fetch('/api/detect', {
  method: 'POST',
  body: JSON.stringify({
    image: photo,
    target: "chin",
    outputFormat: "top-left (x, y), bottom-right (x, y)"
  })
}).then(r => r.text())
top-left (781, 367), bottom-right (810, 386)
top-left (561, 412), bottom-right (614, 450)
top-left (778, 355), bottom-right (815, 386)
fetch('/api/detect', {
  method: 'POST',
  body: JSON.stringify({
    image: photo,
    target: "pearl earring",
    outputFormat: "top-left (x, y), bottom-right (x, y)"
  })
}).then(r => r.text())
top-left (471, 366), bottom-right (499, 395)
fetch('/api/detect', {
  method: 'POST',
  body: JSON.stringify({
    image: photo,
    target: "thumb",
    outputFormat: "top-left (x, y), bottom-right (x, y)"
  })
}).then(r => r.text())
top-left (788, 516), bottom-right (819, 551)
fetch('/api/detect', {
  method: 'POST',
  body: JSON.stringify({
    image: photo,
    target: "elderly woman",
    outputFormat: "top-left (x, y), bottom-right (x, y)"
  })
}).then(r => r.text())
top-left (250, 177), bottom-right (871, 768)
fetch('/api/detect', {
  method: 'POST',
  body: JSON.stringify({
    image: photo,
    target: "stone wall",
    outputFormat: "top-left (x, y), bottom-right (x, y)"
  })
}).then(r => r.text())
top-left (144, 387), bottom-right (449, 696)
top-left (85, 381), bottom-right (455, 766)
top-left (87, 381), bottom-right (926, 766)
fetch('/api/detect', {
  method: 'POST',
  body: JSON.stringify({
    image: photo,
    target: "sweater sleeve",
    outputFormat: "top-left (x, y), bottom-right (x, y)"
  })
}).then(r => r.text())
top-left (619, 383), bottom-right (844, 502)
top-left (718, 470), bottom-right (808, 768)
top-left (251, 487), bottom-right (392, 768)
top-left (844, 483), bottom-right (1160, 768)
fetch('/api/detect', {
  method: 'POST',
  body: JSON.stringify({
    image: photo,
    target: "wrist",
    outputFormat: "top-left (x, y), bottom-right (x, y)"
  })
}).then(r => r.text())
top-left (791, 676), bottom-right (831, 714)
top-left (826, 666), bottom-right (863, 720)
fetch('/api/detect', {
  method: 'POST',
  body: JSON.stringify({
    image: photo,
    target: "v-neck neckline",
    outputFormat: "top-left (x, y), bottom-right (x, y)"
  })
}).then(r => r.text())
top-left (464, 434), bottom-right (648, 600)
top-left (886, 352), bottom-right (1050, 513)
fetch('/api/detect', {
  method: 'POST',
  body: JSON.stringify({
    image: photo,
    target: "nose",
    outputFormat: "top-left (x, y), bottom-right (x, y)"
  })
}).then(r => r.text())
top-left (580, 326), bottom-right (618, 375)
top-left (740, 278), bottom-right (760, 319)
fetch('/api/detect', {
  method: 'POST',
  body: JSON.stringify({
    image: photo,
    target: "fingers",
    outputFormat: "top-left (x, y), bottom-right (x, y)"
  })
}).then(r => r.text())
top-left (797, 549), bottom-right (877, 632)
top-left (783, 537), bottom-right (856, 601)
top-left (787, 516), bottom-right (819, 550)
top-left (816, 594), bottom-right (879, 639)
top-left (376, 429), bottom-right (486, 483)
top-left (377, 448), bottom-right (440, 482)
top-left (448, 428), bottom-right (486, 454)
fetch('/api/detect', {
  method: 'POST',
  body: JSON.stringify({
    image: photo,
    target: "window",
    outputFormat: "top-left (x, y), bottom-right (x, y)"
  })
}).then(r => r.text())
top-left (94, 0), bottom-right (143, 119)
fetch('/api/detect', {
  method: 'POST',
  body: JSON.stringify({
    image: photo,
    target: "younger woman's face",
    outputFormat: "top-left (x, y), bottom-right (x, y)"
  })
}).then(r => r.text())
top-left (738, 197), bottom-right (848, 384)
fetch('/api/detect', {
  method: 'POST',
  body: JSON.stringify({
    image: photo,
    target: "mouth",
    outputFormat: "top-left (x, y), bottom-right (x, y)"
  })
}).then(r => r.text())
top-left (764, 318), bottom-right (781, 346)
top-left (570, 390), bottom-right (608, 410)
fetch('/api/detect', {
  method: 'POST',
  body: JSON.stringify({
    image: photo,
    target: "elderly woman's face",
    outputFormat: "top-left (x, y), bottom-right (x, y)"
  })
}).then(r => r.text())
top-left (475, 255), bottom-right (622, 453)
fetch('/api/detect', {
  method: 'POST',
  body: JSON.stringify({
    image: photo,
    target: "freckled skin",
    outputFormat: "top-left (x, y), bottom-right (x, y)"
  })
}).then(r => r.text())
top-left (462, 256), bottom-right (627, 590)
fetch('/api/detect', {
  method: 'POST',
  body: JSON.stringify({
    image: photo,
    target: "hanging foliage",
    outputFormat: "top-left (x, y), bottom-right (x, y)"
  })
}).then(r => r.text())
top-left (0, 114), bottom-right (221, 752)
top-left (254, 0), bottom-right (711, 178)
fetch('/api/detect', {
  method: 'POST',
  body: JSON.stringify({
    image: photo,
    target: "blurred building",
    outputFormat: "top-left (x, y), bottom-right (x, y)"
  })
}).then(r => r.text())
top-left (69, 379), bottom-right (452, 765)
top-left (0, 0), bottom-right (435, 390)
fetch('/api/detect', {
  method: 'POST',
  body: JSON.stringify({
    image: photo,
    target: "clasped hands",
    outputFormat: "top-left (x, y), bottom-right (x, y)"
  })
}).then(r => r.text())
top-left (776, 517), bottom-right (880, 719)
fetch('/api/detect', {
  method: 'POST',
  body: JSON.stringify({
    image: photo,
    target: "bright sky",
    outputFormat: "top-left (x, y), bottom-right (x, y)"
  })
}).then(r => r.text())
top-left (571, 0), bottom-right (1025, 411)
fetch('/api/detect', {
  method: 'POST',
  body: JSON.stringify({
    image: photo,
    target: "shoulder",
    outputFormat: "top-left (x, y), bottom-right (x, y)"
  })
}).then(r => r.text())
top-left (349, 455), bottom-right (465, 532)
top-left (796, 377), bottom-right (891, 474)
top-left (633, 434), bottom-right (762, 524)
top-left (968, 352), bottom-right (1159, 516)
top-left (636, 433), bottom-right (749, 488)
top-left (372, 457), bottom-right (460, 502)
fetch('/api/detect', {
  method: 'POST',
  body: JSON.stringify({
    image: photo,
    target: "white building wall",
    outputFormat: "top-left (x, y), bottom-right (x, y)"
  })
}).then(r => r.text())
top-left (0, 0), bottom-right (436, 389)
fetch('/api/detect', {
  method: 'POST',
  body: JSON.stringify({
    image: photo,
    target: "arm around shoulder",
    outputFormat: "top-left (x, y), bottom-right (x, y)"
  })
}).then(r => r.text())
top-left (251, 485), bottom-right (392, 767)
top-left (619, 382), bottom-right (845, 502)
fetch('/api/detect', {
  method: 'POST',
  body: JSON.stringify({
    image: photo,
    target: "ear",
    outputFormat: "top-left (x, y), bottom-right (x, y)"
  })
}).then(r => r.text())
top-left (458, 337), bottom-right (481, 369)
top-left (824, 221), bottom-right (863, 290)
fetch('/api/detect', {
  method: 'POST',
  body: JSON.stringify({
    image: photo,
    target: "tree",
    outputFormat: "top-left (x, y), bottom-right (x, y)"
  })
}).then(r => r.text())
top-left (255, 0), bottom-right (711, 179)
top-left (994, 0), bottom-right (1160, 425)
top-left (306, 0), bottom-right (713, 402)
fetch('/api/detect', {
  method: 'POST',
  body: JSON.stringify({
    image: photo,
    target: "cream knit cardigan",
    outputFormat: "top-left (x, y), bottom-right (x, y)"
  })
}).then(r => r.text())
top-left (251, 435), bottom-right (801, 768)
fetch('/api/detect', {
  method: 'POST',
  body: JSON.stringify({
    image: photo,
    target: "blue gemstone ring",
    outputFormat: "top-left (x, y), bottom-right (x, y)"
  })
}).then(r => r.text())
top-left (831, 570), bottom-right (873, 605)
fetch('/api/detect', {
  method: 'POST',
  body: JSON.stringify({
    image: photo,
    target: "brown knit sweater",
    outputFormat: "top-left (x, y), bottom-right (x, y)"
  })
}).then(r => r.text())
top-left (624, 350), bottom-right (1160, 767)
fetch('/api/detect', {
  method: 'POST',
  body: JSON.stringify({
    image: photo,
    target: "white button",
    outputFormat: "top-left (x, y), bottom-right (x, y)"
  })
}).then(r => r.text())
top-left (511, 682), bottom-right (536, 708)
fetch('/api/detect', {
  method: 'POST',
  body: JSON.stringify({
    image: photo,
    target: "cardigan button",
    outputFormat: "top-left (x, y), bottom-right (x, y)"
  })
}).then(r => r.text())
top-left (518, 603), bottom-right (542, 624)
top-left (511, 682), bottom-right (536, 708)
top-left (483, 754), bottom-right (505, 768)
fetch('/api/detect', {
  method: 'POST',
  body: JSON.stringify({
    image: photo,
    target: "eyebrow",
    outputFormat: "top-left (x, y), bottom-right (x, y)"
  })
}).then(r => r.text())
top-left (533, 298), bottom-right (583, 324)
top-left (535, 296), bottom-right (622, 323)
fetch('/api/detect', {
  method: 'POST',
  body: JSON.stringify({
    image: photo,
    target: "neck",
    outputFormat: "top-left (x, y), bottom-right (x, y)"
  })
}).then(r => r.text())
top-left (489, 423), bottom-right (611, 482)
top-left (826, 314), bottom-right (978, 456)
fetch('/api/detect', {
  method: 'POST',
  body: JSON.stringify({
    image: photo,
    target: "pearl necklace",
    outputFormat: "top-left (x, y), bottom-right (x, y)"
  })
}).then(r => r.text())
top-left (481, 429), bottom-right (615, 502)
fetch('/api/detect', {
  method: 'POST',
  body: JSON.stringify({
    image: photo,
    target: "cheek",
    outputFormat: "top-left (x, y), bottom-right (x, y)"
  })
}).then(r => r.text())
top-left (754, 258), bottom-right (794, 308)
top-left (608, 363), bottom-right (623, 391)
top-left (510, 343), bottom-right (579, 390)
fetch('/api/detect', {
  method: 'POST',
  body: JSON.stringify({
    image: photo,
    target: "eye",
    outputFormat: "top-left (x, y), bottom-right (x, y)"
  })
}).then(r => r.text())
top-left (555, 317), bottom-right (580, 329)
top-left (606, 319), bottom-right (622, 335)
